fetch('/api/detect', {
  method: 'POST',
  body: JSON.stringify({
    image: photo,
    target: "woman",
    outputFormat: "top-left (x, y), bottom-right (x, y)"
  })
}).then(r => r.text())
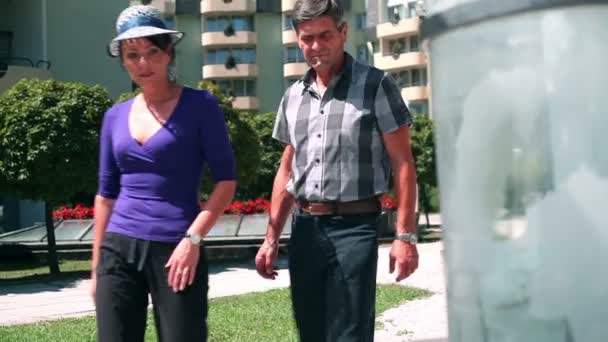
top-left (92, 5), bottom-right (236, 342)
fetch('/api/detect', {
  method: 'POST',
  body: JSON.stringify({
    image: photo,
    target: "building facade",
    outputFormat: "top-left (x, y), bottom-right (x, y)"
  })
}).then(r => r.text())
top-left (366, 0), bottom-right (430, 115)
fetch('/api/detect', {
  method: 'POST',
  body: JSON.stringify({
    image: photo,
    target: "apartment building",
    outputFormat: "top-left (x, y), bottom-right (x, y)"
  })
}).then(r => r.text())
top-left (366, 0), bottom-right (430, 115)
top-left (151, 0), bottom-right (365, 113)
top-left (0, 0), bottom-right (130, 232)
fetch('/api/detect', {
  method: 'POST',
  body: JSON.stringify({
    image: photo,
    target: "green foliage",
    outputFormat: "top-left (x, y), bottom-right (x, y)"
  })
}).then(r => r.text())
top-left (0, 79), bottom-right (113, 205)
top-left (238, 112), bottom-right (283, 199)
top-left (410, 113), bottom-right (436, 189)
top-left (410, 114), bottom-right (439, 212)
top-left (196, 81), bottom-right (261, 198)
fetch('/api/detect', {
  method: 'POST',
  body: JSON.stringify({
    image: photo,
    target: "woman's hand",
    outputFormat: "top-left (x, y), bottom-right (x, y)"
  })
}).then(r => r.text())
top-left (165, 239), bottom-right (200, 292)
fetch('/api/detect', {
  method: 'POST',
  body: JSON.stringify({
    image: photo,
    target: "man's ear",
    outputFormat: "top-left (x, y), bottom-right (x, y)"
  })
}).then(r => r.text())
top-left (338, 22), bottom-right (349, 39)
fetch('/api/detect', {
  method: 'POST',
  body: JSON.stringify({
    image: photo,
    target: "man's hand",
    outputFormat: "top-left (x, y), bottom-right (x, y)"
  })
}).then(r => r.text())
top-left (89, 271), bottom-right (97, 303)
top-left (255, 239), bottom-right (279, 279)
top-left (389, 240), bottom-right (419, 282)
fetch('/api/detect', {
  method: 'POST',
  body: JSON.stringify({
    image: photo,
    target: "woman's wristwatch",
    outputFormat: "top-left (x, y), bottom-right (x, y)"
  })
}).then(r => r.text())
top-left (184, 232), bottom-right (203, 245)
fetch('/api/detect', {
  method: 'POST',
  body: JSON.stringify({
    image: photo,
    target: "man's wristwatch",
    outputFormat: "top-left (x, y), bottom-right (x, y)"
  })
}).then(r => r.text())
top-left (184, 232), bottom-right (203, 245)
top-left (395, 232), bottom-right (418, 244)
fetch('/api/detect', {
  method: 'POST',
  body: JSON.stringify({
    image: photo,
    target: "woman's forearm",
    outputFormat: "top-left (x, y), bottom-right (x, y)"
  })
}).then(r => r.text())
top-left (188, 180), bottom-right (236, 237)
top-left (92, 195), bottom-right (116, 272)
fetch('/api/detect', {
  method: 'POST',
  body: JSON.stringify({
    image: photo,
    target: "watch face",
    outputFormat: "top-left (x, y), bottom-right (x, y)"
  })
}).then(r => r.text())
top-left (190, 234), bottom-right (201, 244)
top-left (410, 235), bottom-right (418, 244)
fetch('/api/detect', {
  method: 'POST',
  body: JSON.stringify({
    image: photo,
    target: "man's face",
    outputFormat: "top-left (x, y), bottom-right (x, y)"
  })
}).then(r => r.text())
top-left (297, 16), bottom-right (348, 74)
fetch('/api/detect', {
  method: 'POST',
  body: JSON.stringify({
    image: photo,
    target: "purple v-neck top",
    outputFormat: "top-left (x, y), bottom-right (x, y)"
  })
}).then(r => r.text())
top-left (97, 87), bottom-right (236, 242)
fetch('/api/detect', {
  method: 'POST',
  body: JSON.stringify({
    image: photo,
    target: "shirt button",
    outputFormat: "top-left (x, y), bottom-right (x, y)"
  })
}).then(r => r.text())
top-left (320, 110), bottom-right (325, 114)
top-left (315, 158), bottom-right (320, 164)
top-left (317, 134), bottom-right (321, 138)
top-left (315, 184), bottom-right (319, 189)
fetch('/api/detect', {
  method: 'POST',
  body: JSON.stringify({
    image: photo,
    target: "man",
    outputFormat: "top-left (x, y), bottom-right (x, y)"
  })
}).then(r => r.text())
top-left (255, 0), bottom-right (419, 341)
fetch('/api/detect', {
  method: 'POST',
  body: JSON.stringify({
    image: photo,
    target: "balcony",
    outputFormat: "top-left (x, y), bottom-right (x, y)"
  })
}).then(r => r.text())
top-left (200, 0), bottom-right (256, 15)
top-left (401, 85), bottom-right (429, 102)
top-left (148, 0), bottom-right (176, 15)
top-left (377, 17), bottom-right (421, 39)
top-left (373, 51), bottom-right (426, 71)
top-left (282, 30), bottom-right (298, 45)
top-left (283, 62), bottom-right (308, 78)
top-left (281, 0), bottom-right (296, 12)
top-left (233, 96), bottom-right (259, 110)
top-left (202, 64), bottom-right (257, 79)
top-left (202, 31), bottom-right (256, 47)
top-left (0, 65), bottom-right (51, 93)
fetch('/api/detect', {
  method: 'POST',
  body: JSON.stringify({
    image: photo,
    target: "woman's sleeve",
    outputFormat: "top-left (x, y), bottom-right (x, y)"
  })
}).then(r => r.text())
top-left (200, 94), bottom-right (237, 182)
top-left (97, 108), bottom-right (120, 199)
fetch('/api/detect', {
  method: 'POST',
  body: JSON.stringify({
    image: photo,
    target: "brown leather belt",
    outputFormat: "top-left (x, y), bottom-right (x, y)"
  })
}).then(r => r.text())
top-left (297, 197), bottom-right (381, 216)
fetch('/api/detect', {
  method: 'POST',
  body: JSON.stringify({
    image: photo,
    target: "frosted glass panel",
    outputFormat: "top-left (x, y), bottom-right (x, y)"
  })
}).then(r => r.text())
top-left (428, 6), bottom-right (608, 342)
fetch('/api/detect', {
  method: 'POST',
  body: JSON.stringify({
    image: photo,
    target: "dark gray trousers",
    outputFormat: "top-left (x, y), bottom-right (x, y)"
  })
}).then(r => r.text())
top-left (289, 211), bottom-right (379, 342)
top-left (95, 232), bottom-right (208, 342)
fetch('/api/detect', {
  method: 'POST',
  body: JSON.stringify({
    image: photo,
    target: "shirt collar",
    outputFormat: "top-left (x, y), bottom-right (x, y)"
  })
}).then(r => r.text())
top-left (301, 52), bottom-right (355, 95)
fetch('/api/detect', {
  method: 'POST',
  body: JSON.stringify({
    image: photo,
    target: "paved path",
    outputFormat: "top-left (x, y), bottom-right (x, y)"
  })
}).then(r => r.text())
top-left (0, 242), bottom-right (447, 341)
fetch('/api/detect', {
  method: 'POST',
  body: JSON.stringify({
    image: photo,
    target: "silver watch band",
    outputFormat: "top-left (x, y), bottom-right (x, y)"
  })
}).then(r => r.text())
top-left (395, 232), bottom-right (418, 244)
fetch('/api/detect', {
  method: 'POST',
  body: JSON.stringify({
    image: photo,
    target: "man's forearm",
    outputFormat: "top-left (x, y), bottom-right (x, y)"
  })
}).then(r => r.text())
top-left (266, 170), bottom-right (294, 242)
top-left (394, 161), bottom-right (417, 234)
top-left (266, 146), bottom-right (295, 242)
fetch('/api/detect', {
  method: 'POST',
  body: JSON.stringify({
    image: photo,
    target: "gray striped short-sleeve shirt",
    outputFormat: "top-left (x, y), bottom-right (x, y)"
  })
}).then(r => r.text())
top-left (272, 53), bottom-right (412, 202)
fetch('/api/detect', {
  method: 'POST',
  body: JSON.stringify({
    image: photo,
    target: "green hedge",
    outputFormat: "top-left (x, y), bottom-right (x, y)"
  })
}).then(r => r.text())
top-left (1, 79), bottom-right (438, 208)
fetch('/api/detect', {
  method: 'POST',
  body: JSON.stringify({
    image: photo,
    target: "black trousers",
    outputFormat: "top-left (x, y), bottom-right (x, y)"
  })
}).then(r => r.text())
top-left (289, 211), bottom-right (379, 342)
top-left (95, 232), bottom-right (208, 342)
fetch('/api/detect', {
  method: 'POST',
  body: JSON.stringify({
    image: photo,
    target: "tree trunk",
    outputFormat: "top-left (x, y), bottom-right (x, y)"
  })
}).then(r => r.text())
top-left (45, 201), bottom-right (60, 275)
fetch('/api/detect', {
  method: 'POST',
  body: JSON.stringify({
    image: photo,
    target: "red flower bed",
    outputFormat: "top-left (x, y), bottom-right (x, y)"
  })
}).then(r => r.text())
top-left (53, 204), bottom-right (94, 220)
top-left (55, 195), bottom-right (396, 219)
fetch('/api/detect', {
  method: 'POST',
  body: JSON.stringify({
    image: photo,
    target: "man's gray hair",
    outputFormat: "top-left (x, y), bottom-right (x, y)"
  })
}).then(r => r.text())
top-left (292, 0), bottom-right (345, 32)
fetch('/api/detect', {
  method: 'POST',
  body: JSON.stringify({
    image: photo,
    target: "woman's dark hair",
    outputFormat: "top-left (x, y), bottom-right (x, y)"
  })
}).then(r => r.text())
top-left (292, 0), bottom-right (344, 32)
top-left (117, 34), bottom-right (175, 61)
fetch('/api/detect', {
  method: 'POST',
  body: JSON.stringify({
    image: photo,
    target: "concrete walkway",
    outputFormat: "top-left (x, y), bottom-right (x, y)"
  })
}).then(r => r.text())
top-left (0, 242), bottom-right (447, 341)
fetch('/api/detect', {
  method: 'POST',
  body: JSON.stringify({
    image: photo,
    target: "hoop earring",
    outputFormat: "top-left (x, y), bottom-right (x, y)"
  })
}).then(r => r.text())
top-left (168, 64), bottom-right (176, 82)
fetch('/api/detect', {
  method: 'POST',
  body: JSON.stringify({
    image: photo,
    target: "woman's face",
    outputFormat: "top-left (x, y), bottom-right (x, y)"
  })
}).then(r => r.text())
top-left (121, 38), bottom-right (172, 86)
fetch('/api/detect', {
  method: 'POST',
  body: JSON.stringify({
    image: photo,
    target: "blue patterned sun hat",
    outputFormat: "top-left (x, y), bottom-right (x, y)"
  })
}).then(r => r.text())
top-left (108, 5), bottom-right (184, 57)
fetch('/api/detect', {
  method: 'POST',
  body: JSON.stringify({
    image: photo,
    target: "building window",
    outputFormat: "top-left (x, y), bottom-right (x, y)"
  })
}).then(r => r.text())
top-left (283, 14), bottom-right (294, 31)
top-left (408, 100), bottom-right (428, 115)
top-left (389, 38), bottom-right (406, 55)
top-left (391, 68), bottom-right (428, 88)
top-left (391, 70), bottom-right (410, 89)
top-left (408, 1), bottom-right (417, 18)
top-left (215, 79), bottom-right (257, 97)
top-left (285, 46), bottom-right (305, 63)
top-left (356, 45), bottom-right (369, 64)
top-left (207, 16), bottom-right (254, 32)
top-left (411, 68), bottom-right (421, 86)
top-left (0, 31), bottom-right (12, 61)
top-left (410, 35), bottom-right (419, 52)
top-left (207, 48), bottom-right (256, 64)
top-left (387, 4), bottom-right (405, 22)
top-left (355, 13), bottom-right (366, 30)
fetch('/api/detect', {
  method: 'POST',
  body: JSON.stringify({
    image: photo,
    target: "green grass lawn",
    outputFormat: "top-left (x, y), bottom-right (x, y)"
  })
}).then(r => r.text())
top-left (0, 286), bottom-right (431, 342)
top-left (0, 257), bottom-right (91, 282)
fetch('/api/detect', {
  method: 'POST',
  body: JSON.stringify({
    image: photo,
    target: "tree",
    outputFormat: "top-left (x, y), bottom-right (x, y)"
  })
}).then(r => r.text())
top-left (409, 113), bottom-right (437, 228)
top-left (196, 81), bottom-right (261, 199)
top-left (0, 79), bottom-right (113, 274)
top-left (241, 112), bottom-right (283, 199)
